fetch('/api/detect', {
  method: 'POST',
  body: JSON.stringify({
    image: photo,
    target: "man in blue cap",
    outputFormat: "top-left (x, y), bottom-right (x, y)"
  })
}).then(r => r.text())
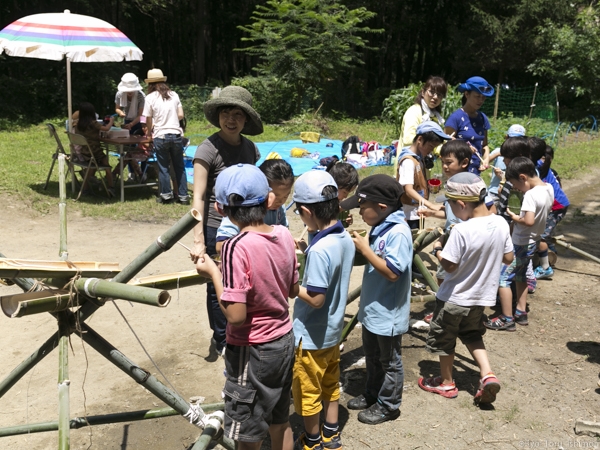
top-left (396, 121), bottom-right (452, 229)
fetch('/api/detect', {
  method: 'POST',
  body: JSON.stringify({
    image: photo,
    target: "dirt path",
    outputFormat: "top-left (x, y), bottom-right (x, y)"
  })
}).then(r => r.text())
top-left (0, 169), bottom-right (599, 449)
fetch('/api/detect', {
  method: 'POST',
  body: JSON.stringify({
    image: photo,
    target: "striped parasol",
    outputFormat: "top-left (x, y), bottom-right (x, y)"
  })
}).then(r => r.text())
top-left (0, 9), bottom-right (143, 128)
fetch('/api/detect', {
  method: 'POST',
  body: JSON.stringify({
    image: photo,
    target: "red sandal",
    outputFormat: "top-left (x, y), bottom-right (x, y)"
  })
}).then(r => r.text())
top-left (418, 376), bottom-right (458, 398)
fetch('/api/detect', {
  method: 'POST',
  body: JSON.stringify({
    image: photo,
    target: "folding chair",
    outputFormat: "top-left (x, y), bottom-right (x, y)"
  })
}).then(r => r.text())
top-left (44, 123), bottom-right (75, 190)
top-left (66, 133), bottom-right (112, 200)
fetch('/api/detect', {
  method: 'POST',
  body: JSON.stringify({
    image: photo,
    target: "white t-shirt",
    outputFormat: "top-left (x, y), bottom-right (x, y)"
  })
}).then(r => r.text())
top-left (511, 183), bottom-right (554, 245)
top-left (398, 158), bottom-right (418, 220)
top-left (437, 214), bottom-right (512, 307)
top-left (142, 90), bottom-right (183, 138)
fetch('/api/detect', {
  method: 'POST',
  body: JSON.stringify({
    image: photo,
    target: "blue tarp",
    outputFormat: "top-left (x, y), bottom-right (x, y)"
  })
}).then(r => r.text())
top-left (184, 139), bottom-right (344, 182)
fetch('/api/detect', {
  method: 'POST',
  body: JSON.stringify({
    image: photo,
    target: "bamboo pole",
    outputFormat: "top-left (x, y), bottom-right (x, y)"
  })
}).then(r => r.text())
top-left (78, 209), bottom-right (202, 323)
top-left (493, 83), bottom-right (500, 121)
top-left (552, 237), bottom-right (600, 265)
top-left (410, 294), bottom-right (437, 303)
top-left (129, 270), bottom-right (209, 290)
top-left (1, 290), bottom-right (73, 318)
top-left (0, 404), bottom-right (226, 437)
top-left (58, 154), bottom-right (68, 260)
top-left (72, 277), bottom-right (170, 307)
top-left (0, 331), bottom-right (59, 398)
top-left (413, 254), bottom-right (439, 292)
top-left (340, 312), bottom-right (359, 343)
top-left (191, 412), bottom-right (226, 450)
top-left (57, 313), bottom-right (70, 450)
top-left (345, 286), bottom-right (362, 306)
top-left (79, 322), bottom-right (203, 425)
top-left (413, 228), bottom-right (444, 253)
top-left (528, 82), bottom-right (538, 120)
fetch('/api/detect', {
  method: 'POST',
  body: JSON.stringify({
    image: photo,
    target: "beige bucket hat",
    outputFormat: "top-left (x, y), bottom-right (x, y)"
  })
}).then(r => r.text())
top-left (203, 86), bottom-right (263, 136)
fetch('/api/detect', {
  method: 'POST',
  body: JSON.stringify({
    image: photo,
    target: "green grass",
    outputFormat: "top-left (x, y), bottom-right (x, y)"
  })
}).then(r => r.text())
top-left (0, 116), bottom-right (598, 222)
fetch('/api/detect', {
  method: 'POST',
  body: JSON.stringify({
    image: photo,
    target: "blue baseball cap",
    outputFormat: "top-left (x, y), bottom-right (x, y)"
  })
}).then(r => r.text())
top-left (215, 163), bottom-right (270, 206)
top-left (457, 76), bottom-right (495, 97)
top-left (293, 170), bottom-right (338, 204)
top-left (507, 124), bottom-right (526, 137)
top-left (416, 121), bottom-right (452, 140)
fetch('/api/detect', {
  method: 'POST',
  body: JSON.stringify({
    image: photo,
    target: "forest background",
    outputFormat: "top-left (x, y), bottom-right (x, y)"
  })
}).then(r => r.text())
top-left (2, 0), bottom-right (600, 128)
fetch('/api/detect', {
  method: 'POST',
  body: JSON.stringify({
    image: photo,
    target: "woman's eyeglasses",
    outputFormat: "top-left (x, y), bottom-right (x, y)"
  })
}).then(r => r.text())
top-left (477, 85), bottom-right (493, 93)
top-left (426, 89), bottom-right (445, 99)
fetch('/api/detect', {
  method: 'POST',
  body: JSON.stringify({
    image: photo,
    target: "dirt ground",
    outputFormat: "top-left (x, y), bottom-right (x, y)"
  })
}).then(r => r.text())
top-left (0, 168), bottom-right (599, 450)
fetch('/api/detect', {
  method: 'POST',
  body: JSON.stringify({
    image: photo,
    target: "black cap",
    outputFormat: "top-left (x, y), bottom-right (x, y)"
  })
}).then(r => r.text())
top-left (340, 174), bottom-right (402, 210)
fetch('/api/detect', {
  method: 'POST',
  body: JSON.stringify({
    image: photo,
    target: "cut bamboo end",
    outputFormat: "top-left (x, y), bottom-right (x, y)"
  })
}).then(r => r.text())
top-left (1, 289), bottom-right (72, 318)
top-left (157, 291), bottom-right (170, 307)
top-left (190, 209), bottom-right (202, 222)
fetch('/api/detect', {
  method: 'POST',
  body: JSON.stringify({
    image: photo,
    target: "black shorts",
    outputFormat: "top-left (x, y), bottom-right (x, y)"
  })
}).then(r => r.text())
top-left (223, 330), bottom-right (295, 443)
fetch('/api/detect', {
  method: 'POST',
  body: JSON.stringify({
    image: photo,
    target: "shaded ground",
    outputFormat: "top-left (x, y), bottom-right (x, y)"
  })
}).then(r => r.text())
top-left (0, 169), bottom-right (599, 449)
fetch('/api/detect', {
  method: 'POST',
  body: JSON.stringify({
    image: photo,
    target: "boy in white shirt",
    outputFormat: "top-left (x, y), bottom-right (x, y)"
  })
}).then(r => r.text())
top-left (485, 157), bottom-right (554, 331)
top-left (419, 173), bottom-right (513, 405)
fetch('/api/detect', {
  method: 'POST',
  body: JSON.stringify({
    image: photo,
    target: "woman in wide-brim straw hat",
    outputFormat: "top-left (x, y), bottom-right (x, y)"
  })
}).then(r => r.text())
top-left (444, 76), bottom-right (495, 175)
top-left (141, 68), bottom-right (189, 204)
top-left (189, 85), bottom-right (263, 356)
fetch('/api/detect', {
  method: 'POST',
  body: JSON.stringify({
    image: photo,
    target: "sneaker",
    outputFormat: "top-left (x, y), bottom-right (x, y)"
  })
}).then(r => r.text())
top-left (357, 402), bottom-right (400, 425)
top-left (347, 394), bottom-right (376, 410)
top-left (156, 196), bottom-right (174, 204)
top-left (474, 374), bottom-right (501, 405)
top-left (534, 265), bottom-right (554, 280)
top-left (295, 434), bottom-right (324, 450)
top-left (321, 425), bottom-right (342, 449)
top-left (418, 376), bottom-right (459, 398)
top-left (176, 197), bottom-right (191, 205)
top-left (527, 278), bottom-right (537, 294)
top-left (514, 311), bottom-right (528, 326)
top-left (424, 312), bottom-right (433, 324)
top-left (484, 315), bottom-right (516, 332)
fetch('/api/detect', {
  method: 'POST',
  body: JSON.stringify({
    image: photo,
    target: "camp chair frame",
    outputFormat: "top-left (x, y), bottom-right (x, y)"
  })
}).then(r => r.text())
top-left (66, 132), bottom-right (112, 200)
top-left (44, 124), bottom-right (75, 190)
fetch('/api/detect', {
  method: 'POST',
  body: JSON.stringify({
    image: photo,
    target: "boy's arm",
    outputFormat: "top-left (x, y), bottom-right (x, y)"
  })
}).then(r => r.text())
top-left (404, 184), bottom-right (441, 211)
top-left (419, 207), bottom-right (446, 219)
top-left (508, 209), bottom-right (535, 226)
top-left (503, 251), bottom-right (514, 265)
top-left (431, 248), bottom-right (459, 273)
top-left (297, 287), bottom-right (326, 308)
top-left (289, 282), bottom-right (299, 299)
top-left (352, 231), bottom-right (399, 282)
top-left (195, 256), bottom-right (247, 326)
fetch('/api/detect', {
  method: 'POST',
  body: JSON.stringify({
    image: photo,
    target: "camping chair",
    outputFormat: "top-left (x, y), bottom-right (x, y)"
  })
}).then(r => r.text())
top-left (44, 123), bottom-right (75, 190)
top-left (66, 133), bottom-right (112, 200)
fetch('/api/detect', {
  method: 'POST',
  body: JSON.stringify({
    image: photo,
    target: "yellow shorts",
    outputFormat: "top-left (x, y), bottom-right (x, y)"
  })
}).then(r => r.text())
top-left (292, 342), bottom-right (340, 416)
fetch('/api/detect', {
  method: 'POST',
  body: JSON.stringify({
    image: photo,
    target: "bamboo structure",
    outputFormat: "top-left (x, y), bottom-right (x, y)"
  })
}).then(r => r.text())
top-left (57, 313), bottom-right (70, 450)
top-left (413, 254), bottom-right (439, 292)
top-left (58, 154), bottom-right (68, 260)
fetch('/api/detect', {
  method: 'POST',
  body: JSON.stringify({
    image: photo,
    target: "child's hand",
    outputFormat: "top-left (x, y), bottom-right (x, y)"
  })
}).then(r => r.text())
top-left (351, 230), bottom-right (370, 254)
top-left (195, 254), bottom-right (219, 278)
top-left (295, 239), bottom-right (308, 252)
top-left (344, 213), bottom-right (354, 227)
top-left (493, 167), bottom-right (504, 177)
top-left (417, 207), bottom-right (433, 218)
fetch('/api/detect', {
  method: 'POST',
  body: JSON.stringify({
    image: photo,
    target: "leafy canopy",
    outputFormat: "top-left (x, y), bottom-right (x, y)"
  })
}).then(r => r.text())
top-left (528, 4), bottom-right (600, 102)
top-left (237, 0), bottom-right (381, 104)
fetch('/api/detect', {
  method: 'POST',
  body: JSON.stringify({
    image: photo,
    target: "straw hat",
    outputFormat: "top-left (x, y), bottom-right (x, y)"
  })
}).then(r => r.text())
top-left (118, 73), bottom-right (142, 92)
top-left (145, 68), bottom-right (167, 84)
top-left (204, 86), bottom-right (263, 136)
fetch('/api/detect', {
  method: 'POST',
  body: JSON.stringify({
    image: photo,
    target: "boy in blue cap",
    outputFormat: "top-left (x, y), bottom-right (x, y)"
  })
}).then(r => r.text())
top-left (340, 174), bottom-right (412, 425)
top-left (196, 163), bottom-right (298, 450)
top-left (292, 170), bottom-right (355, 450)
top-left (396, 121), bottom-right (452, 229)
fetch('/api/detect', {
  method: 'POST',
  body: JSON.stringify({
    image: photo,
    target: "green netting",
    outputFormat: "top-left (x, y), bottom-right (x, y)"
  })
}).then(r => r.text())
top-left (480, 85), bottom-right (557, 121)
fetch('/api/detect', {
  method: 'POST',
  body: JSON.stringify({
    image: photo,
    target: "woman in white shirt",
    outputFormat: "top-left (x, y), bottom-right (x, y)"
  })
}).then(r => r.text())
top-left (142, 69), bottom-right (189, 204)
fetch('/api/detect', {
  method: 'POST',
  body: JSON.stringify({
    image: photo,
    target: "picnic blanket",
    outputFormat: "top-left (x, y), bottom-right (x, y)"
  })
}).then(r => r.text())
top-left (184, 138), bottom-right (344, 182)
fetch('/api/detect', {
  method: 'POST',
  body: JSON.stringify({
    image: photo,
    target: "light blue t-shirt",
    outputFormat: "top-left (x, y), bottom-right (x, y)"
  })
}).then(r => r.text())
top-left (489, 149), bottom-right (506, 195)
top-left (216, 206), bottom-right (288, 242)
top-left (444, 200), bottom-right (461, 232)
top-left (293, 221), bottom-right (355, 350)
top-left (358, 210), bottom-right (412, 336)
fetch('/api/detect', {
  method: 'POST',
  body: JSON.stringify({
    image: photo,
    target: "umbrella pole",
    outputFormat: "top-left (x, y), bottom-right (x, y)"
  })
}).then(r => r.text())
top-left (67, 58), bottom-right (73, 133)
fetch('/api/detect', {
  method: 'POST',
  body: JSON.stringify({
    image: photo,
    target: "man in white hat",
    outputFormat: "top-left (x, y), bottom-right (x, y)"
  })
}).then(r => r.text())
top-left (115, 73), bottom-right (145, 134)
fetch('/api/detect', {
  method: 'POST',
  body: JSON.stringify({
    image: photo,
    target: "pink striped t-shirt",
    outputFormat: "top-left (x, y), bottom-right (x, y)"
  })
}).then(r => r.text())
top-left (220, 225), bottom-right (298, 346)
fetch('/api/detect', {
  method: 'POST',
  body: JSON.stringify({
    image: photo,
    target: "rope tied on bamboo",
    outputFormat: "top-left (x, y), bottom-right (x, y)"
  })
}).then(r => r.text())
top-left (183, 402), bottom-right (207, 428)
top-left (61, 260), bottom-right (86, 335)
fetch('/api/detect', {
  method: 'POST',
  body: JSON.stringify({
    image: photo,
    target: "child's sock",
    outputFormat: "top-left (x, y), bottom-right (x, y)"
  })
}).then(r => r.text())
top-left (538, 249), bottom-right (549, 269)
top-left (515, 309), bottom-right (527, 316)
top-left (501, 314), bottom-right (514, 322)
top-left (322, 421), bottom-right (339, 438)
top-left (304, 431), bottom-right (321, 447)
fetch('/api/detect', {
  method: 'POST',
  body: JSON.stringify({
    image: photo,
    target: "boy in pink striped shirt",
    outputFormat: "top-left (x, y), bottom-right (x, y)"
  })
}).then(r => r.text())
top-left (196, 163), bottom-right (298, 450)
